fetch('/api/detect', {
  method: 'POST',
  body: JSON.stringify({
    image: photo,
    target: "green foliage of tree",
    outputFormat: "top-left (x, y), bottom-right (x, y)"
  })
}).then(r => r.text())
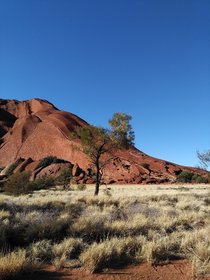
top-left (197, 150), bottom-right (210, 170)
top-left (109, 112), bottom-right (135, 147)
top-left (71, 113), bottom-right (135, 196)
top-left (73, 126), bottom-right (112, 195)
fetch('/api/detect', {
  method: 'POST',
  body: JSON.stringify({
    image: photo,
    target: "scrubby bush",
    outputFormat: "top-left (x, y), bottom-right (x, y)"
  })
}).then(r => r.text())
top-left (177, 171), bottom-right (208, 183)
top-left (56, 168), bottom-right (72, 188)
top-left (27, 176), bottom-right (55, 191)
top-left (4, 172), bottom-right (55, 195)
top-left (77, 184), bottom-right (86, 191)
top-left (4, 172), bottom-right (31, 195)
top-left (176, 171), bottom-right (194, 183)
top-left (192, 174), bottom-right (208, 184)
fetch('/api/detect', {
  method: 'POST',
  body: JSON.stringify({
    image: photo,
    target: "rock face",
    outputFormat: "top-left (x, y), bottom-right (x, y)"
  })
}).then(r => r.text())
top-left (0, 98), bottom-right (207, 183)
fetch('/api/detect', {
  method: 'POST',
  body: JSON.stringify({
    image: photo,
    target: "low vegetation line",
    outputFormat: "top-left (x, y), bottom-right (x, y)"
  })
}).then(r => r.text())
top-left (0, 184), bottom-right (210, 279)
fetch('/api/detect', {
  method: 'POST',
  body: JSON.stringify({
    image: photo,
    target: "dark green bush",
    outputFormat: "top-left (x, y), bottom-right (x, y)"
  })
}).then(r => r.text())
top-left (56, 168), bottom-right (72, 188)
top-left (192, 174), bottom-right (208, 184)
top-left (4, 172), bottom-right (31, 195)
top-left (4, 172), bottom-right (55, 195)
top-left (176, 171), bottom-right (194, 183)
top-left (36, 156), bottom-right (67, 169)
top-left (77, 184), bottom-right (86, 191)
top-left (177, 171), bottom-right (208, 183)
top-left (27, 176), bottom-right (55, 191)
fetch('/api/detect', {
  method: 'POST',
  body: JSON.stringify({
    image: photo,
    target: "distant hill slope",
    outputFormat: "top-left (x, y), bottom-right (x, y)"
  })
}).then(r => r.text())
top-left (0, 98), bottom-right (207, 184)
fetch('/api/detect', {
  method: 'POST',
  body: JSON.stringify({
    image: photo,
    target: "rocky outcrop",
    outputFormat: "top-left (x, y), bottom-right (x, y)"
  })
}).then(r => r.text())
top-left (0, 98), bottom-right (208, 184)
top-left (35, 163), bottom-right (73, 179)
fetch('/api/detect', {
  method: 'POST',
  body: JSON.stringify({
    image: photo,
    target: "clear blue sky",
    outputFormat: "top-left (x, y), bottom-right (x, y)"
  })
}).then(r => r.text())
top-left (0, 0), bottom-right (209, 168)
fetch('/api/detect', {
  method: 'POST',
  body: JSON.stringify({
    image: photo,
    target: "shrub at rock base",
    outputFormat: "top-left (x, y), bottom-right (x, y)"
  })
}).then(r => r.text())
top-left (177, 171), bottom-right (208, 183)
top-left (4, 172), bottom-right (31, 195)
top-left (4, 172), bottom-right (55, 195)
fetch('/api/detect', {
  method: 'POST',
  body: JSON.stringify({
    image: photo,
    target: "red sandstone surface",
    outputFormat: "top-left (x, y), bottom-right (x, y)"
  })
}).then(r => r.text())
top-left (0, 98), bottom-right (207, 183)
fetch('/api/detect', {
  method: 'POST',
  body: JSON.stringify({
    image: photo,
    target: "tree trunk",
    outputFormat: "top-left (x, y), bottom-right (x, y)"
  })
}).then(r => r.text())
top-left (94, 181), bottom-right (100, 196)
top-left (94, 158), bottom-right (100, 196)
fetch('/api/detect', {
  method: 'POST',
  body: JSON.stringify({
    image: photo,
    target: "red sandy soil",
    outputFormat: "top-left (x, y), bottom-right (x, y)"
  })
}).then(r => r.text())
top-left (20, 261), bottom-right (210, 280)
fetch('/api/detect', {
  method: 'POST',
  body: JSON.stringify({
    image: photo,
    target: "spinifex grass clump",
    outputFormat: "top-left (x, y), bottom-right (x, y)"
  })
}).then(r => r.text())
top-left (0, 249), bottom-right (32, 280)
top-left (80, 236), bottom-right (145, 273)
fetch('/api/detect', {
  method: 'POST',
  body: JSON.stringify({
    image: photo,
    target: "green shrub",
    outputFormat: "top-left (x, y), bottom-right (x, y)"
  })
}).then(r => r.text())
top-left (4, 172), bottom-right (55, 195)
top-left (5, 159), bottom-right (24, 177)
top-left (56, 168), bottom-right (72, 188)
top-left (36, 156), bottom-right (67, 169)
top-left (177, 171), bottom-right (194, 183)
top-left (177, 171), bottom-right (208, 184)
top-left (192, 174), bottom-right (208, 184)
top-left (77, 184), bottom-right (86, 191)
top-left (27, 176), bottom-right (55, 191)
top-left (4, 172), bottom-right (31, 195)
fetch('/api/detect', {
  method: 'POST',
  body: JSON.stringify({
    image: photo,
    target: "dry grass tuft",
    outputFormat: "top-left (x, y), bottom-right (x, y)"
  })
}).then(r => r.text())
top-left (80, 236), bottom-right (145, 273)
top-left (0, 249), bottom-right (31, 279)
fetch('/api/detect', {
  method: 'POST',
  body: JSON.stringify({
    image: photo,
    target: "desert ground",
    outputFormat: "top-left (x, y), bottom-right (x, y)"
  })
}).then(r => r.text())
top-left (1, 184), bottom-right (210, 280)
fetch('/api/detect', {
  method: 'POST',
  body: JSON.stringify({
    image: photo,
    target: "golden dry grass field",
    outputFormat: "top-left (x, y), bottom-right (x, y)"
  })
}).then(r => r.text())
top-left (0, 184), bottom-right (210, 279)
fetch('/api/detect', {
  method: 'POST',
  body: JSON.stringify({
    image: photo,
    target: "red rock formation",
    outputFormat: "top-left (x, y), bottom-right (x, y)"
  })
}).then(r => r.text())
top-left (0, 98), bottom-right (207, 183)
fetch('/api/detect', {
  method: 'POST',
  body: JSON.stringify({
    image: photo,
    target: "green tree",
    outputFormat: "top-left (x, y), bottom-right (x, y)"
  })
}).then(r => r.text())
top-left (73, 126), bottom-right (111, 195)
top-left (72, 113), bottom-right (135, 196)
top-left (109, 113), bottom-right (135, 147)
